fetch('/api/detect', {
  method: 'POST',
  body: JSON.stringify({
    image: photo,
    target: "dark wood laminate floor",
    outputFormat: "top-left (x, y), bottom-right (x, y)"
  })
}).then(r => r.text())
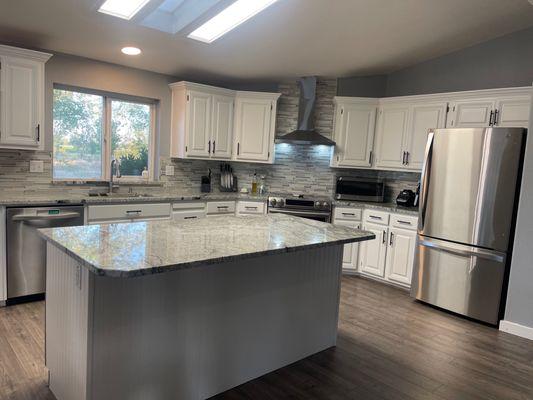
top-left (1, 276), bottom-right (533, 400)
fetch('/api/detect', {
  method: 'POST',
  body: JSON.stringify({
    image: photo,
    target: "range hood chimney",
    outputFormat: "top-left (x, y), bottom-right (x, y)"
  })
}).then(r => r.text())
top-left (275, 77), bottom-right (336, 146)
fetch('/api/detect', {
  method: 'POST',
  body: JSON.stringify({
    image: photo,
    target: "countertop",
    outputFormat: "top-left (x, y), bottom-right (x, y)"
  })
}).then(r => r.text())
top-left (0, 192), bottom-right (418, 215)
top-left (38, 214), bottom-right (375, 278)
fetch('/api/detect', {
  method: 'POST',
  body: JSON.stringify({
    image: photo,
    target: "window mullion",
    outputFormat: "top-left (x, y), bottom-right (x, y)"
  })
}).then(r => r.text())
top-left (103, 97), bottom-right (112, 181)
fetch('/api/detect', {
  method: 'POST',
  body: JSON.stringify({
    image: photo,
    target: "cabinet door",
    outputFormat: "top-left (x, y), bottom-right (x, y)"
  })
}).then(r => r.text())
top-left (185, 90), bottom-right (211, 157)
top-left (360, 223), bottom-right (387, 278)
top-left (447, 99), bottom-right (496, 128)
top-left (333, 219), bottom-right (361, 273)
top-left (405, 102), bottom-right (448, 170)
top-left (0, 57), bottom-right (41, 148)
top-left (211, 94), bottom-right (234, 159)
top-left (334, 103), bottom-right (376, 168)
top-left (385, 227), bottom-right (416, 286)
top-left (234, 97), bottom-right (272, 162)
top-left (495, 97), bottom-right (530, 128)
top-left (374, 105), bottom-right (410, 169)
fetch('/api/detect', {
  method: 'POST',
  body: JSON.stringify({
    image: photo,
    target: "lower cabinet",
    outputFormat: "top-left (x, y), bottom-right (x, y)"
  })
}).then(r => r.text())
top-left (385, 227), bottom-right (416, 285)
top-left (236, 200), bottom-right (266, 216)
top-left (359, 222), bottom-right (387, 278)
top-left (358, 210), bottom-right (418, 288)
top-left (172, 202), bottom-right (206, 221)
top-left (333, 217), bottom-right (361, 273)
top-left (86, 203), bottom-right (171, 224)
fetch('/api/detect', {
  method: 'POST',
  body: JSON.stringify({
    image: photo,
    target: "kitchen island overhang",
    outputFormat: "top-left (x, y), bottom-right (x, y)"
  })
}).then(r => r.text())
top-left (39, 214), bottom-right (374, 400)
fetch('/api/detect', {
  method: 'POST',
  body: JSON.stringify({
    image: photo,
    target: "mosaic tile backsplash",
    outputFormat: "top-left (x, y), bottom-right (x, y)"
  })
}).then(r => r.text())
top-left (0, 78), bottom-right (419, 201)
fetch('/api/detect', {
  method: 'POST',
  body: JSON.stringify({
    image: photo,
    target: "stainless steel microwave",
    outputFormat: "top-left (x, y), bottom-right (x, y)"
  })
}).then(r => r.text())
top-left (335, 177), bottom-right (385, 202)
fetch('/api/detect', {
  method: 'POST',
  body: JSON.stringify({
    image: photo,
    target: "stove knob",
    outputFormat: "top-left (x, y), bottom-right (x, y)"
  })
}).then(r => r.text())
top-left (279, 199), bottom-right (285, 207)
top-left (322, 202), bottom-right (330, 209)
top-left (315, 201), bottom-right (321, 209)
top-left (270, 198), bottom-right (277, 207)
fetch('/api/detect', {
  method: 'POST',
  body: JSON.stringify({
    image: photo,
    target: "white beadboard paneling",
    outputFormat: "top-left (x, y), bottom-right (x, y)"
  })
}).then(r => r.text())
top-left (87, 245), bottom-right (343, 400)
top-left (46, 243), bottom-right (90, 400)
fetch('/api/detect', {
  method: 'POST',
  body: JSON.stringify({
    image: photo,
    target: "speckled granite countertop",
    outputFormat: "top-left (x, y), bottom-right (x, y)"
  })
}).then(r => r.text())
top-left (38, 214), bottom-right (375, 278)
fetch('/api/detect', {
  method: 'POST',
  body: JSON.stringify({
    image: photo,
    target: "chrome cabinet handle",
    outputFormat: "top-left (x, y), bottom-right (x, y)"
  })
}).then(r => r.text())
top-left (382, 230), bottom-right (387, 244)
top-left (245, 206), bottom-right (258, 210)
top-left (342, 212), bottom-right (355, 216)
top-left (184, 216), bottom-right (197, 220)
top-left (489, 110), bottom-right (494, 126)
top-left (405, 151), bottom-right (409, 165)
top-left (126, 210), bottom-right (142, 214)
top-left (402, 151), bottom-right (406, 165)
top-left (208, 140), bottom-right (211, 154)
top-left (493, 109), bottom-right (499, 126)
top-left (369, 150), bottom-right (373, 165)
top-left (213, 140), bottom-right (216, 154)
top-left (36, 124), bottom-right (40, 142)
top-left (389, 232), bottom-right (394, 246)
top-left (397, 220), bottom-right (411, 225)
top-left (237, 143), bottom-right (240, 155)
top-left (369, 215), bottom-right (382, 220)
top-left (217, 206), bottom-right (229, 209)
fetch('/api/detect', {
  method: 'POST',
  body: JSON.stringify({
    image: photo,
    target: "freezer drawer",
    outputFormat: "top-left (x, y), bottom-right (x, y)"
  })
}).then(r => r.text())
top-left (410, 236), bottom-right (506, 325)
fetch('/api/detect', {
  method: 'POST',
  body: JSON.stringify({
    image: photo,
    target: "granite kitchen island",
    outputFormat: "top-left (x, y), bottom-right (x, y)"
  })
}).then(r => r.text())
top-left (39, 214), bottom-right (374, 400)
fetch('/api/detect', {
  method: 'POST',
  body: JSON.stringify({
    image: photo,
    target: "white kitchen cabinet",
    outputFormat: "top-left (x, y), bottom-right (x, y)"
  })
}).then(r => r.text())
top-left (236, 200), bottom-right (266, 215)
top-left (206, 201), bottom-right (236, 217)
top-left (447, 99), bottom-right (496, 128)
top-left (169, 82), bottom-right (236, 160)
top-left (0, 45), bottom-right (51, 150)
top-left (87, 203), bottom-right (171, 224)
top-left (359, 222), bottom-right (387, 278)
top-left (494, 97), bottom-right (530, 127)
top-left (404, 102), bottom-right (448, 170)
top-left (186, 90), bottom-right (212, 157)
top-left (384, 227), bottom-right (416, 285)
top-left (331, 98), bottom-right (377, 168)
top-left (211, 95), bottom-right (234, 159)
top-left (373, 104), bottom-right (410, 169)
top-left (333, 219), bottom-right (361, 273)
top-left (172, 202), bottom-right (206, 221)
top-left (233, 92), bottom-right (280, 163)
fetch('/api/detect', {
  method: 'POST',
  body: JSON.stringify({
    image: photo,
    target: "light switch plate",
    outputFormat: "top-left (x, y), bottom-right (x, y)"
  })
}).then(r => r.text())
top-left (29, 160), bottom-right (44, 173)
top-left (165, 165), bottom-right (175, 176)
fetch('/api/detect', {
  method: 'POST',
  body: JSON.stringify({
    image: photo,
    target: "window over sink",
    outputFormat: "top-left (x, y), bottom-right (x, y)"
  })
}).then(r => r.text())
top-left (52, 86), bottom-right (156, 181)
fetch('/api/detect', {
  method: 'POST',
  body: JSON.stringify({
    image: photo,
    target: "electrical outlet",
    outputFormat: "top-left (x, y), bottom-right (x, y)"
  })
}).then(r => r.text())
top-left (165, 165), bottom-right (175, 176)
top-left (29, 160), bottom-right (44, 173)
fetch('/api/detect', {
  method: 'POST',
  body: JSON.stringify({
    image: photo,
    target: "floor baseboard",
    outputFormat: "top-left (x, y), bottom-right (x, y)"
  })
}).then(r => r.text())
top-left (500, 320), bottom-right (533, 341)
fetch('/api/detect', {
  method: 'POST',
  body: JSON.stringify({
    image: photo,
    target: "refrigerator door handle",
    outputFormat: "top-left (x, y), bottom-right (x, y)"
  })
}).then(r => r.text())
top-left (418, 131), bottom-right (434, 231)
top-left (418, 237), bottom-right (505, 263)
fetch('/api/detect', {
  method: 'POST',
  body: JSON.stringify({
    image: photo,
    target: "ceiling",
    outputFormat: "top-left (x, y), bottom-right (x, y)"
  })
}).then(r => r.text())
top-left (1, 0), bottom-right (533, 81)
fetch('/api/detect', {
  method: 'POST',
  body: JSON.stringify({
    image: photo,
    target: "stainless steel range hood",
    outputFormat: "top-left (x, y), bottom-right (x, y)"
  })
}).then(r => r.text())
top-left (275, 77), bottom-right (336, 146)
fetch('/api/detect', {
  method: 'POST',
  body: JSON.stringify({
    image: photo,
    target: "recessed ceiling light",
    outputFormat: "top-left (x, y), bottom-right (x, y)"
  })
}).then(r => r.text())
top-left (188, 0), bottom-right (279, 43)
top-left (121, 47), bottom-right (142, 56)
top-left (98, 0), bottom-right (151, 20)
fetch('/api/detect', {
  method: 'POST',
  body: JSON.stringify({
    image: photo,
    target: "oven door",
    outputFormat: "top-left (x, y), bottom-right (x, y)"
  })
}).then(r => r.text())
top-left (268, 208), bottom-right (331, 223)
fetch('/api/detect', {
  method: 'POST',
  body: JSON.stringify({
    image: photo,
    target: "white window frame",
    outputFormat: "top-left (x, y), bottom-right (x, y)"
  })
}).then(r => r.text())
top-left (53, 86), bottom-right (157, 183)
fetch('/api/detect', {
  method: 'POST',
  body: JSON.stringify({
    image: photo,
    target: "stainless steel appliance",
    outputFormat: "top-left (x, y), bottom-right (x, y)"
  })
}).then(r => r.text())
top-left (268, 195), bottom-right (332, 222)
top-left (335, 177), bottom-right (385, 202)
top-left (411, 128), bottom-right (526, 325)
top-left (7, 205), bottom-right (84, 302)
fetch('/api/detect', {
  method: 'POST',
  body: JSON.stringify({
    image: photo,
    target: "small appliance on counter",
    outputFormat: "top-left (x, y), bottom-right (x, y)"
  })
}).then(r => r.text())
top-left (201, 169), bottom-right (212, 193)
top-left (219, 163), bottom-right (238, 192)
top-left (335, 177), bottom-right (385, 202)
top-left (396, 189), bottom-right (416, 207)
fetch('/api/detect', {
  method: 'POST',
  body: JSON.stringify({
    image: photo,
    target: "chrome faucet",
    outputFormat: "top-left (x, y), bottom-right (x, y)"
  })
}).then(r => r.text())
top-left (109, 158), bottom-right (121, 194)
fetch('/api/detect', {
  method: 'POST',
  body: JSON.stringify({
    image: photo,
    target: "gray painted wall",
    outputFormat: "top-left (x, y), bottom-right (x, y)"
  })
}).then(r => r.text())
top-left (385, 26), bottom-right (533, 96)
top-left (505, 90), bottom-right (533, 329)
top-left (337, 75), bottom-right (387, 97)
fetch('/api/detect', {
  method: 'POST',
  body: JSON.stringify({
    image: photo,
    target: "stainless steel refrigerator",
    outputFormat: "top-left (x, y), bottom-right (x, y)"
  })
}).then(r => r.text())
top-left (410, 127), bottom-right (526, 325)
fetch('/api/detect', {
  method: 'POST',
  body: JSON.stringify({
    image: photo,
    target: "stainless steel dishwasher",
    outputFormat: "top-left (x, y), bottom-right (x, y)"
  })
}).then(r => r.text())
top-left (6, 205), bottom-right (84, 302)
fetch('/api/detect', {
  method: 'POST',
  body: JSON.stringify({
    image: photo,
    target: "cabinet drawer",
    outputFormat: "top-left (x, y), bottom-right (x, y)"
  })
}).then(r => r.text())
top-left (172, 202), bottom-right (206, 211)
top-left (363, 209), bottom-right (389, 225)
top-left (172, 210), bottom-right (206, 221)
top-left (237, 201), bottom-right (265, 215)
top-left (333, 207), bottom-right (362, 221)
top-left (206, 201), bottom-right (236, 214)
top-left (390, 214), bottom-right (418, 230)
top-left (88, 203), bottom-right (171, 221)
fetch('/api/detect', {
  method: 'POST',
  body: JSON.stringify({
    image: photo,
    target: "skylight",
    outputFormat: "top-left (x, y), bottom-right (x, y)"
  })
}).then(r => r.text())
top-left (98, 0), bottom-right (151, 20)
top-left (188, 0), bottom-right (278, 43)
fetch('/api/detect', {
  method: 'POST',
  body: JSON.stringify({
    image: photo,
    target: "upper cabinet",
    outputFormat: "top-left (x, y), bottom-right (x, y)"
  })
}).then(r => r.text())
top-left (0, 45), bottom-right (52, 151)
top-left (233, 92), bottom-right (280, 163)
top-left (334, 87), bottom-right (530, 172)
top-left (374, 104), bottom-right (410, 169)
top-left (447, 93), bottom-right (530, 128)
top-left (170, 82), bottom-right (279, 164)
top-left (331, 97), bottom-right (377, 168)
